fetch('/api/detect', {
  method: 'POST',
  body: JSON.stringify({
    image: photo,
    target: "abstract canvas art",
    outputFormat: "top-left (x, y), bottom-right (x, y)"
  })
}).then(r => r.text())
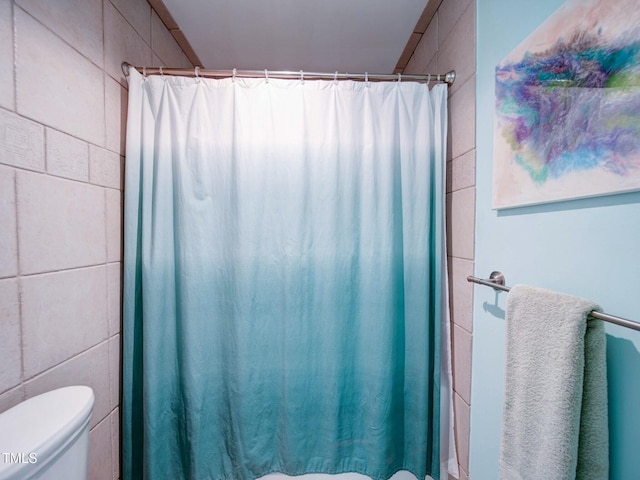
top-left (493, 0), bottom-right (640, 209)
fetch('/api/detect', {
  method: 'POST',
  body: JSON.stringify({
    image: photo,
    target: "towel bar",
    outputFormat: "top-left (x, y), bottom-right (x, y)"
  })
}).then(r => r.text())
top-left (467, 272), bottom-right (640, 332)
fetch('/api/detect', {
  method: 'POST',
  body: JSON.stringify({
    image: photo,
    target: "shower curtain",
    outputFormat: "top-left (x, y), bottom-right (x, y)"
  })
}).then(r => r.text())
top-left (122, 67), bottom-right (456, 480)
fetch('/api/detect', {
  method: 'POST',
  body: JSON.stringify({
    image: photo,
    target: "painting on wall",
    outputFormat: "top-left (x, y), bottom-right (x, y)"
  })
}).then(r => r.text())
top-left (492, 0), bottom-right (640, 209)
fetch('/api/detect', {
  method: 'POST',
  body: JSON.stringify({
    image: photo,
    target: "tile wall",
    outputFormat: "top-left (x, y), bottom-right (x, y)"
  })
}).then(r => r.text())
top-left (402, 1), bottom-right (476, 479)
top-left (0, 1), bottom-right (192, 478)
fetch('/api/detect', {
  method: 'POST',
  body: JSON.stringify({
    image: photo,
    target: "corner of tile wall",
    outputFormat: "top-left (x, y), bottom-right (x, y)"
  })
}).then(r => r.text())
top-left (0, 1), bottom-right (195, 479)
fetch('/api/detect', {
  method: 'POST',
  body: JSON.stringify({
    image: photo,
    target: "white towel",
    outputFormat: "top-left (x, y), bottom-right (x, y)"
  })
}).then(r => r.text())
top-left (499, 285), bottom-right (608, 480)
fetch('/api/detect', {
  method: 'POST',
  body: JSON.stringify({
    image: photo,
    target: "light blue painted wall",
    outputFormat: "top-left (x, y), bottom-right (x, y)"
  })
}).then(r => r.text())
top-left (470, 1), bottom-right (640, 479)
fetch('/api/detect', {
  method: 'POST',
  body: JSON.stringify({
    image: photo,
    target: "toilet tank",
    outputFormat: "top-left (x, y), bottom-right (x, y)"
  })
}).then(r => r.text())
top-left (0, 386), bottom-right (94, 480)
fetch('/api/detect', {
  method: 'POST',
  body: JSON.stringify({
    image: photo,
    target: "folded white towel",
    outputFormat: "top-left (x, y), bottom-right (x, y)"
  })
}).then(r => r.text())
top-left (499, 285), bottom-right (608, 480)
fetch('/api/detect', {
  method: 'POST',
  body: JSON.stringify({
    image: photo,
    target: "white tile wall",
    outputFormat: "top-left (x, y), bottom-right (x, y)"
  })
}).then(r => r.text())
top-left (2, 2), bottom-right (194, 478)
top-left (24, 340), bottom-right (111, 429)
top-left (109, 0), bottom-right (152, 44)
top-left (449, 257), bottom-right (474, 333)
top-left (105, 76), bottom-right (127, 156)
top-left (0, 0), bottom-right (14, 110)
top-left (0, 166), bottom-right (18, 278)
top-left (452, 323), bottom-right (473, 403)
top-left (449, 77), bottom-right (476, 160)
top-left (20, 266), bottom-right (108, 378)
top-left (449, 149), bottom-right (476, 192)
top-left (404, 16), bottom-right (438, 75)
top-left (17, 171), bottom-right (106, 274)
top-left (447, 187), bottom-right (476, 260)
top-left (151, 11), bottom-right (191, 68)
top-left (437, 0), bottom-right (473, 50)
top-left (104, 1), bottom-right (152, 83)
top-left (107, 263), bottom-right (122, 336)
top-left (16, 0), bottom-right (104, 68)
top-left (453, 392), bottom-right (471, 479)
top-left (110, 408), bottom-right (120, 479)
top-left (15, 7), bottom-right (106, 146)
top-left (46, 128), bottom-right (89, 182)
top-left (89, 414), bottom-right (113, 480)
top-left (438, 2), bottom-right (476, 95)
top-left (90, 145), bottom-right (122, 189)
top-left (106, 189), bottom-right (122, 263)
top-left (0, 279), bottom-right (21, 393)
top-left (108, 335), bottom-right (120, 410)
top-left (0, 108), bottom-right (45, 172)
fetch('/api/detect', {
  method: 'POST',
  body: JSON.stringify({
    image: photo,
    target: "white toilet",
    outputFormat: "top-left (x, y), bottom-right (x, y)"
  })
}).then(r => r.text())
top-left (0, 386), bottom-right (94, 480)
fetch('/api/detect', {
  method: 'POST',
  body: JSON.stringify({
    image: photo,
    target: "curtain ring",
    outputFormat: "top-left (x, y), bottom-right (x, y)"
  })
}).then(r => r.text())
top-left (300, 70), bottom-right (304, 84)
top-left (159, 66), bottom-right (164, 77)
top-left (334, 71), bottom-right (338, 85)
top-left (142, 66), bottom-right (147, 78)
top-left (232, 68), bottom-right (237, 83)
top-left (397, 73), bottom-right (402, 83)
top-left (427, 73), bottom-right (431, 86)
top-left (194, 66), bottom-right (201, 82)
top-left (365, 72), bottom-right (369, 87)
top-left (265, 69), bottom-right (269, 83)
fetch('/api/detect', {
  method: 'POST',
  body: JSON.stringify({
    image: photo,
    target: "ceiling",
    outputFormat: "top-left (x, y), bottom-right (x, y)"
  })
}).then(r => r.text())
top-left (160, 0), bottom-right (429, 73)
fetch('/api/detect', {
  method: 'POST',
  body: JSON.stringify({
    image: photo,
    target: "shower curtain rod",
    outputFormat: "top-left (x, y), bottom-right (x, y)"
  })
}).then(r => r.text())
top-left (121, 62), bottom-right (456, 85)
top-left (467, 272), bottom-right (640, 332)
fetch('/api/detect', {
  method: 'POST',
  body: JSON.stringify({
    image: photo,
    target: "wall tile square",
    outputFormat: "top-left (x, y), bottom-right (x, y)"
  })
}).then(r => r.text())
top-left (110, 407), bottom-right (120, 480)
top-left (0, 166), bottom-right (18, 278)
top-left (448, 77), bottom-right (476, 161)
top-left (450, 148), bottom-right (476, 192)
top-left (151, 11), bottom-right (192, 68)
top-left (88, 413), bottom-right (113, 480)
top-left (0, 0), bottom-right (14, 110)
top-left (447, 187), bottom-right (476, 260)
top-left (21, 267), bottom-right (108, 378)
top-left (15, 8), bottom-right (105, 146)
top-left (46, 128), bottom-right (89, 182)
top-left (24, 340), bottom-right (110, 429)
top-left (105, 76), bottom-right (127, 156)
top-left (437, 0), bottom-right (473, 47)
top-left (17, 171), bottom-right (106, 274)
top-left (439, 2), bottom-right (476, 95)
top-left (404, 16), bottom-right (438, 75)
top-left (0, 279), bottom-right (21, 393)
top-left (104, 2), bottom-right (152, 84)
top-left (396, 32), bottom-right (422, 71)
top-left (449, 256), bottom-right (474, 332)
top-left (151, 53), bottom-right (163, 68)
top-left (107, 263), bottom-right (121, 336)
top-left (108, 335), bottom-right (120, 411)
top-left (90, 145), bottom-right (121, 189)
top-left (0, 108), bottom-right (45, 172)
top-left (452, 323), bottom-right (473, 403)
top-left (106, 189), bottom-right (122, 263)
top-left (16, 0), bottom-right (103, 68)
top-left (454, 392), bottom-right (471, 473)
top-left (109, 0), bottom-right (151, 44)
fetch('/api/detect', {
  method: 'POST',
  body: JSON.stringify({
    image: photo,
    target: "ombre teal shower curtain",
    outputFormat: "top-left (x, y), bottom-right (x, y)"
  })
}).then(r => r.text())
top-left (122, 67), bottom-right (453, 480)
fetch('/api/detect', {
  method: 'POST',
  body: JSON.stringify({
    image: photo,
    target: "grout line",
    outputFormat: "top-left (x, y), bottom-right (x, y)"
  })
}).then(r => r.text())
top-left (17, 262), bottom-right (110, 281)
top-left (10, 0), bottom-right (17, 113)
top-left (13, 4), bottom-right (105, 73)
top-left (13, 167), bottom-right (26, 390)
top-left (22, 337), bottom-right (111, 384)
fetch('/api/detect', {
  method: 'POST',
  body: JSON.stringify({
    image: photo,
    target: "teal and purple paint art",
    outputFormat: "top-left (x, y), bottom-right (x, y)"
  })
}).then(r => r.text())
top-left (495, 29), bottom-right (640, 185)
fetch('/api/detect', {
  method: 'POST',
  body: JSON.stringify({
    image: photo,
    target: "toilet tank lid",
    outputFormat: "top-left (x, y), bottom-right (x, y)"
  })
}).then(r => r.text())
top-left (0, 386), bottom-right (94, 457)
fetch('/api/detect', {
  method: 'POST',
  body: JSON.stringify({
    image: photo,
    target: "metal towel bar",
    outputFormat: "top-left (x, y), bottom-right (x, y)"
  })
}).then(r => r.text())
top-left (467, 271), bottom-right (640, 332)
